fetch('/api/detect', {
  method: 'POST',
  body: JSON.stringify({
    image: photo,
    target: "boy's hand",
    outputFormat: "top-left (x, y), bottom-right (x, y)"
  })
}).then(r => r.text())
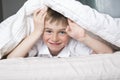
top-left (33, 8), bottom-right (47, 36)
top-left (66, 19), bottom-right (86, 42)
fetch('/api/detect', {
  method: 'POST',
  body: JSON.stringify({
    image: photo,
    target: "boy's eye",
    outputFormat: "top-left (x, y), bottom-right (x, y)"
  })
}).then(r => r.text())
top-left (59, 31), bottom-right (66, 34)
top-left (45, 30), bottom-right (52, 33)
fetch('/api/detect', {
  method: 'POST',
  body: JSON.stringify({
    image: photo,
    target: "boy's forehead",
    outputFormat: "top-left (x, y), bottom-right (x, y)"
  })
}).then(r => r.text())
top-left (45, 21), bottom-right (67, 29)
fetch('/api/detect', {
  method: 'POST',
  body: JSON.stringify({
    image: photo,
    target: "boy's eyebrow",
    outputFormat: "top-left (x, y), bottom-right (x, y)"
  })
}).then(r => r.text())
top-left (60, 28), bottom-right (66, 30)
top-left (44, 28), bottom-right (52, 30)
top-left (44, 28), bottom-right (53, 31)
top-left (45, 28), bottom-right (66, 30)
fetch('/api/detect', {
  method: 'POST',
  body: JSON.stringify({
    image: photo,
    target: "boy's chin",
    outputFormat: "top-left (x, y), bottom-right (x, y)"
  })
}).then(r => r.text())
top-left (49, 47), bottom-right (64, 54)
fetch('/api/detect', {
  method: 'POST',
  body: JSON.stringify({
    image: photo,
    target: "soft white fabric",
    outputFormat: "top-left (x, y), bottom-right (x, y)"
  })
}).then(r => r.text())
top-left (0, 0), bottom-right (45, 58)
top-left (0, 0), bottom-right (120, 58)
top-left (0, 0), bottom-right (120, 79)
top-left (28, 39), bottom-right (92, 57)
top-left (0, 52), bottom-right (120, 80)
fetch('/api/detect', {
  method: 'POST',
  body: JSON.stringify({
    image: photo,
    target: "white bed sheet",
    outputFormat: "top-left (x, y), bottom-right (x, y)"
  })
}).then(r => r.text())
top-left (0, 52), bottom-right (120, 80)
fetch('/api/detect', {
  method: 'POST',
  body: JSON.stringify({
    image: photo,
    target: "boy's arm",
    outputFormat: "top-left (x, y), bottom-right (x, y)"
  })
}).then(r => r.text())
top-left (66, 19), bottom-right (113, 54)
top-left (7, 9), bottom-right (47, 58)
top-left (80, 34), bottom-right (113, 53)
top-left (7, 31), bottom-right (42, 58)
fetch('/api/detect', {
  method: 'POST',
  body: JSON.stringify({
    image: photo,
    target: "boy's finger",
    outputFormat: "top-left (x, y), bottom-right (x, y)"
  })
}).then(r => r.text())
top-left (66, 25), bottom-right (71, 33)
top-left (33, 7), bottom-right (47, 15)
top-left (43, 12), bottom-right (47, 18)
top-left (33, 9), bottom-right (41, 18)
top-left (68, 19), bottom-right (74, 23)
top-left (37, 8), bottom-right (47, 18)
top-left (68, 19), bottom-right (75, 27)
top-left (40, 7), bottom-right (47, 12)
top-left (34, 9), bottom-right (41, 14)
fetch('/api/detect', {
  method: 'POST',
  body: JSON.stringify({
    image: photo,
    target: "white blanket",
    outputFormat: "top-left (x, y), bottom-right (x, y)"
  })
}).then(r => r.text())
top-left (0, 0), bottom-right (44, 58)
top-left (0, 0), bottom-right (120, 58)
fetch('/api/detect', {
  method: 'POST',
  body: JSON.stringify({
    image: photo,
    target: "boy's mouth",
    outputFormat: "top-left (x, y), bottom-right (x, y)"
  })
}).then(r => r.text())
top-left (49, 42), bottom-right (61, 46)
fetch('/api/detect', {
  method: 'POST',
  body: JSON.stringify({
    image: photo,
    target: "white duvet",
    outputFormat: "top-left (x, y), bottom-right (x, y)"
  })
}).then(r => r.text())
top-left (0, 0), bottom-right (120, 58)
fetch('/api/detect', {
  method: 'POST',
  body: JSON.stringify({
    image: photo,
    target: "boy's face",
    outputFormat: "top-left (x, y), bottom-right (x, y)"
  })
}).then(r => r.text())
top-left (43, 20), bottom-right (70, 56)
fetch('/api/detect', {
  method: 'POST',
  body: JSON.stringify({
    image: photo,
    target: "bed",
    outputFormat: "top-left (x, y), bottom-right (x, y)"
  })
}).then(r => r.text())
top-left (0, 0), bottom-right (120, 79)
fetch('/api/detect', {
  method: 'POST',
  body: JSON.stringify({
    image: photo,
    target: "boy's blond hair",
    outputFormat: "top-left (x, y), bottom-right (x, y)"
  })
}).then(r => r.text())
top-left (45, 8), bottom-right (68, 26)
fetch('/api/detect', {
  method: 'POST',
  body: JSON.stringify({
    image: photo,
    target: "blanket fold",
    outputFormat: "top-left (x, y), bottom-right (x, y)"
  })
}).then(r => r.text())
top-left (0, 0), bottom-right (120, 58)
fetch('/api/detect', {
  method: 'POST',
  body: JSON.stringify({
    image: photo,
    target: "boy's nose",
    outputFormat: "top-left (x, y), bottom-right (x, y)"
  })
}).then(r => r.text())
top-left (51, 34), bottom-right (59, 42)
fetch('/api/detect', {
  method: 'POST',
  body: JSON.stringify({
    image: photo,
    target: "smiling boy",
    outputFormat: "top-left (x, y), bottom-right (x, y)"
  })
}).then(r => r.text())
top-left (7, 8), bottom-right (113, 58)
